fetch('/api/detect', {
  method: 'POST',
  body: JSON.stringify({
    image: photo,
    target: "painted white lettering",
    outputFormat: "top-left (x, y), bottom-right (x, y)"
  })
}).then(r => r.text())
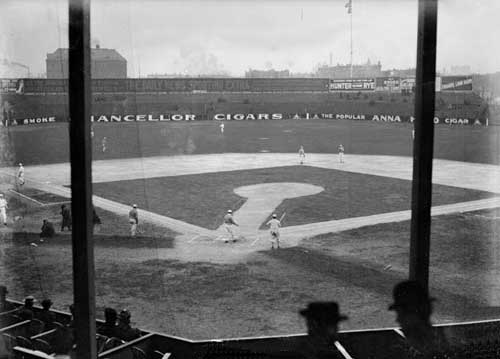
top-left (136, 115), bottom-right (146, 122)
top-left (214, 114), bottom-right (225, 121)
top-left (171, 114), bottom-right (183, 121)
top-left (110, 115), bottom-right (122, 122)
top-left (123, 115), bottom-right (135, 122)
top-left (245, 114), bottom-right (256, 120)
top-left (185, 114), bottom-right (196, 121)
top-left (272, 113), bottom-right (283, 120)
top-left (234, 114), bottom-right (245, 120)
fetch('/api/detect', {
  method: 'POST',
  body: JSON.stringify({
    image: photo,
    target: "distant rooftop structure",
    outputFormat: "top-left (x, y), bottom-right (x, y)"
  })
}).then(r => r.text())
top-left (245, 69), bottom-right (290, 78)
top-left (46, 45), bottom-right (127, 78)
top-left (315, 60), bottom-right (382, 79)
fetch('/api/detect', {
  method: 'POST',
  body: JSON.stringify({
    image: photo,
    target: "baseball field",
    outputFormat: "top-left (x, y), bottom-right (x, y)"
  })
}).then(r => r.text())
top-left (1, 118), bottom-right (500, 340)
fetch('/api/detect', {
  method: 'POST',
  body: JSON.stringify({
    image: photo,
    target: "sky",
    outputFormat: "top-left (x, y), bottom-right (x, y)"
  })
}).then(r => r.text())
top-left (0, 0), bottom-right (499, 77)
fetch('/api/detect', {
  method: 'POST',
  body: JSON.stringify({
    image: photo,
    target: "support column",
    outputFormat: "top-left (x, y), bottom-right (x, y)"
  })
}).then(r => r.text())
top-left (409, 0), bottom-right (438, 290)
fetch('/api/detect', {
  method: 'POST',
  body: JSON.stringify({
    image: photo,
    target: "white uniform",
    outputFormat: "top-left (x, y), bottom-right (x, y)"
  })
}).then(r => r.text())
top-left (338, 145), bottom-right (345, 163)
top-left (266, 218), bottom-right (281, 248)
top-left (0, 197), bottom-right (7, 225)
top-left (220, 123), bottom-right (225, 134)
top-left (298, 147), bottom-right (305, 164)
top-left (223, 213), bottom-right (237, 242)
top-left (17, 165), bottom-right (25, 186)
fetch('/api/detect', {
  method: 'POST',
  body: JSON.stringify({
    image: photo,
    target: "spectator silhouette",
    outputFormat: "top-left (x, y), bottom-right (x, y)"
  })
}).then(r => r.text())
top-left (38, 299), bottom-right (56, 328)
top-left (60, 204), bottom-right (72, 231)
top-left (17, 296), bottom-right (35, 320)
top-left (299, 302), bottom-right (347, 358)
top-left (389, 280), bottom-right (449, 356)
top-left (0, 286), bottom-right (14, 312)
top-left (97, 307), bottom-right (118, 338)
top-left (115, 309), bottom-right (141, 341)
top-left (40, 219), bottom-right (55, 239)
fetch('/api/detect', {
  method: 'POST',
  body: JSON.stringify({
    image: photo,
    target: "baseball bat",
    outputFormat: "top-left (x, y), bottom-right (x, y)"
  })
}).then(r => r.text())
top-left (279, 212), bottom-right (287, 222)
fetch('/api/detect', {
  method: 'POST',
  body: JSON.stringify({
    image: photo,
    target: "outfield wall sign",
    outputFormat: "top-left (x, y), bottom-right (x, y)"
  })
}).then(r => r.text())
top-left (329, 79), bottom-right (375, 91)
top-left (440, 76), bottom-right (473, 91)
top-left (1, 112), bottom-right (483, 126)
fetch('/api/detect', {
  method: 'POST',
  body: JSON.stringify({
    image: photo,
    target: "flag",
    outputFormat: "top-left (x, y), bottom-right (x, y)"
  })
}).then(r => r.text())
top-left (345, 0), bottom-right (352, 14)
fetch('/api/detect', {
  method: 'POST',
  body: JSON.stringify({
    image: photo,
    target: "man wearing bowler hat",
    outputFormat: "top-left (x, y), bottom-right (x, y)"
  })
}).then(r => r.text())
top-left (299, 302), bottom-right (347, 358)
top-left (389, 280), bottom-right (449, 356)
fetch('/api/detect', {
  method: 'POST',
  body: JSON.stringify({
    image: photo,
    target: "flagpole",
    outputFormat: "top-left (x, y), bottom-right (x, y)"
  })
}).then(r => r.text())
top-left (350, 1), bottom-right (353, 78)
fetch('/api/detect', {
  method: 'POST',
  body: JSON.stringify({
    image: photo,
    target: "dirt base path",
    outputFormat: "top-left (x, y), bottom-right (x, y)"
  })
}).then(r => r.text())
top-left (1, 153), bottom-right (499, 262)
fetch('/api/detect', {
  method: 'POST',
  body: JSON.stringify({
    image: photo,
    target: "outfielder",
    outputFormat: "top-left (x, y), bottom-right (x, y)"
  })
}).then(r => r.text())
top-left (0, 194), bottom-right (7, 226)
top-left (298, 145), bottom-right (305, 164)
top-left (337, 144), bottom-right (345, 163)
top-left (223, 209), bottom-right (238, 243)
top-left (17, 163), bottom-right (25, 188)
top-left (102, 137), bottom-right (107, 153)
top-left (220, 122), bottom-right (225, 134)
top-left (266, 213), bottom-right (281, 249)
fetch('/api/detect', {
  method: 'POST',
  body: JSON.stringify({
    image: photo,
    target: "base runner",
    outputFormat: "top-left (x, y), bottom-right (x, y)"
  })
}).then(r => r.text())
top-left (266, 213), bottom-right (281, 249)
top-left (223, 209), bottom-right (239, 243)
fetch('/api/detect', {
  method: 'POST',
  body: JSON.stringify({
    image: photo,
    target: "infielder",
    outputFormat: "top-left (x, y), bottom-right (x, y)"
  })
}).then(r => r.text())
top-left (17, 163), bottom-right (25, 188)
top-left (266, 213), bottom-right (281, 249)
top-left (220, 122), bottom-right (225, 134)
top-left (128, 204), bottom-right (138, 237)
top-left (298, 145), bottom-right (305, 164)
top-left (223, 209), bottom-right (238, 243)
top-left (0, 194), bottom-right (7, 226)
top-left (338, 144), bottom-right (345, 163)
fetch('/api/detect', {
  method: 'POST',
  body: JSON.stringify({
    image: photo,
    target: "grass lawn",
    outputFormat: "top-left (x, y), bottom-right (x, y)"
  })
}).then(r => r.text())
top-left (5, 120), bottom-right (500, 166)
top-left (1, 208), bottom-right (500, 339)
top-left (93, 166), bottom-right (494, 229)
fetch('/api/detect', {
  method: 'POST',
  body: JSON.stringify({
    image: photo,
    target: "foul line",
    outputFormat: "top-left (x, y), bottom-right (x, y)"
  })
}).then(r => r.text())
top-left (9, 189), bottom-right (45, 206)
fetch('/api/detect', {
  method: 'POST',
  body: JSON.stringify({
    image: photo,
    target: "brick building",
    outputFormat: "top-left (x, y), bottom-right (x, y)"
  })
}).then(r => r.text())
top-left (46, 45), bottom-right (127, 78)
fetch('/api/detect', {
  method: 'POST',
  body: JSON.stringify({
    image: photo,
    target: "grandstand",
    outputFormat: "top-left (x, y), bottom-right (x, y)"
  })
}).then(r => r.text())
top-left (3, 0), bottom-right (500, 358)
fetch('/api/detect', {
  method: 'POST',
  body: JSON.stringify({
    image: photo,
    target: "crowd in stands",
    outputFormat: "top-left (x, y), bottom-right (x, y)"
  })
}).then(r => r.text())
top-left (0, 289), bottom-right (142, 357)
top-left (1, 279), bottom-right (491, 359)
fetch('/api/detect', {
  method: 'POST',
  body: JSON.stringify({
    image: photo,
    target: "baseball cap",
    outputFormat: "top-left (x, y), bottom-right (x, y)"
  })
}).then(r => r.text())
top-left (19, 163), bottom-right (23, 166)
top-left (227, 209), bottom-right (232, 213)
top-left (132, 204), bottom-right (137, 208)
top-left (272, 214), bottom-right (277, 218)
top-left (25, 295), bottom-right (35, 302)
top-left (388, 280), bottom-right (435, 311)
top-left (300, 302), bottom-right (348, 322)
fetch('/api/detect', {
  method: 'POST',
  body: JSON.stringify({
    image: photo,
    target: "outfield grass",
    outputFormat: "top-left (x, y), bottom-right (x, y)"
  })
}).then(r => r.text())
top-left (1, 208), bottom-right (500, 339)
top-left (4, 120), bottom-right (500, 166)
top-left (93, 166), bottom-right (494, 230)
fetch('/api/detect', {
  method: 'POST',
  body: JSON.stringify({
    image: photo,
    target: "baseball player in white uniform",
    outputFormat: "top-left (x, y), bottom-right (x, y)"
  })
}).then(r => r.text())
top-left (220, 123), bottom-right (225, 134)
top-left (338, 144), bottom-right (345, 163)
top-left (17, 163), bottom-right (25, 188)
top-left (0, 194), bottom-right (8, 226)
top-left (298, 146), bottom-right (305, 164)
top-left (266, 214), bottom-right (281, 249)
top-left (223, 209), bottom-right (238, 243)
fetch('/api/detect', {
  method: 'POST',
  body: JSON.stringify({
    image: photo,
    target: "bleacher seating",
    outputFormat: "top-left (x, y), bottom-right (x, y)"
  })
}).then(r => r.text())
top-left (5, 299), bottom-right (500, 358)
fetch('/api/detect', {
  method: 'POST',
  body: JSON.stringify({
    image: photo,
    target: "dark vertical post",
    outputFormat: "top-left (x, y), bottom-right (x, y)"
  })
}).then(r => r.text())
top-left (68, 0), bottom-right (96, 358)
top-left (409, 0), bottom-right (438, 289)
